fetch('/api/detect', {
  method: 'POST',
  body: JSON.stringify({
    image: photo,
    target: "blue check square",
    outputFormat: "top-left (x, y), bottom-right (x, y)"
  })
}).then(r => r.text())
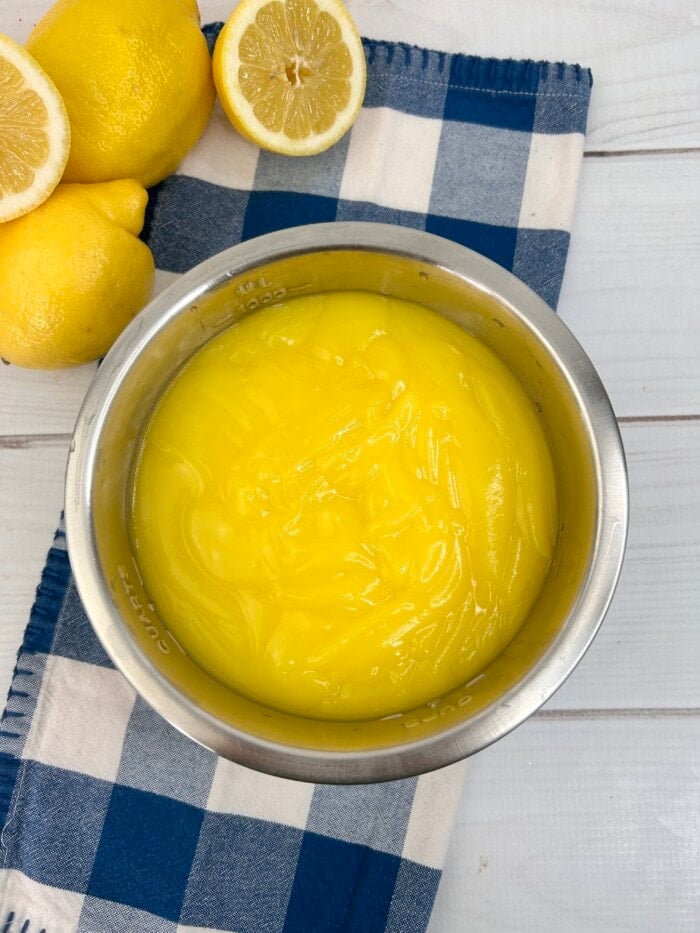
top-left (284, 833), bottom-right (401, 933)
top-left (79, 896), bottom-right (177, 933)
top-left (242, 191), bottom-right (338, 241)
top-left (146, 176), bottom-right (250, 273)
top-left (335, 200), bottom-right (426, 230)
top-left (430, 121), bottom-right (530, 227)
top-left (87, 785), bottom-right (204, 921)
top-left (444, 57), bottom-right (538, 131)
top-left (307, 779), bottom-right (416, 856)
top-left (385, 859), bottom-right (442, 933)
top-left (180, 814), bottom-right (303, 931)
top-left (533, 64), bottom-right (591, 135)
top-left (425, 215), bottom-right (518, 271)
top-left (51, 581), bottom-right (113, 668)
top-left (23, 543), bottom-right (70, 655)
top-left (116, 697), bottom-right (218, 808)
top-left (363, 40), bottom-right (449, 119)
top-left (513, 228), bottom-right (571, 308)
top-left (255, 136), bottom-right (352, 199)
top-left (3, 762), bottom-right (112, 892)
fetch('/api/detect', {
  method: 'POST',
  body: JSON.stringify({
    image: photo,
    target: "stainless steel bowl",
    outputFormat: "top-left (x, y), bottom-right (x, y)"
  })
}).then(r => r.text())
top-left (65, 223), bottom-right (628, 783)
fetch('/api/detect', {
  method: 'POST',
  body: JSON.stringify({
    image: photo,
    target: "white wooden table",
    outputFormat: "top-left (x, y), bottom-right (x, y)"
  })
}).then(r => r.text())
top-left (2, 1), bottom-right (699, 929)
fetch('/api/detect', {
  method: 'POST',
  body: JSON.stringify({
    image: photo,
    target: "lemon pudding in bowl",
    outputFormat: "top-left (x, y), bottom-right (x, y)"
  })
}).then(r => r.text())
top-left (130, 290), bottom-right (557, 721)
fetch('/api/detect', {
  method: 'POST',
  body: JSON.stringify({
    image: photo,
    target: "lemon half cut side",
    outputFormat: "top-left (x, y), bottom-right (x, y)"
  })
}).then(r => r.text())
top-left (213, 0), bottom-right (367, 156)
top-left (0, 34), bottom-right (70, 223)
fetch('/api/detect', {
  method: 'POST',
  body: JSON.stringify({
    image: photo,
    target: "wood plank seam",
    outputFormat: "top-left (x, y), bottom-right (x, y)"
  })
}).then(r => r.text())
top-left (617, 414), bottom-right (700, 423)
top-left (585, 147), bottom-right (700, 157)
top-left (535, 708), bottom-right (700, 720)
top-left (0, 434), bottom-right (72, 449)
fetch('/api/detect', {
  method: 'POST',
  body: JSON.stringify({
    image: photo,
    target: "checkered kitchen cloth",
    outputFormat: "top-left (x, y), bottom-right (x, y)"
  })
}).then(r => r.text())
top-left (0, 24), bottom-right (592, 933)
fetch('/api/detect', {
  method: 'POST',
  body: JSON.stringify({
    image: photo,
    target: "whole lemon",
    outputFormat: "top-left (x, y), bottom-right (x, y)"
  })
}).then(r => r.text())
top-left (0, 180), bottom-right (155, 368)
top-left (26, 0), bottom-right (215, 187)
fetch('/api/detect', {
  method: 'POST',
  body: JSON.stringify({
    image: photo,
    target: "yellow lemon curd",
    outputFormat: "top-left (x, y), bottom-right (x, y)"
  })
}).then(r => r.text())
top-left (130, 292), bottom-right (558, 720)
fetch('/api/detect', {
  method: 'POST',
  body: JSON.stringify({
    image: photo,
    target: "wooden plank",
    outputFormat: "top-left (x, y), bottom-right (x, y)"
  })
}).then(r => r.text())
top-left (429, 714), bottom-right (700, 932)
top-left (0, 440), bottom-right (68, 701)
top-left (0, 364), bottom-right (96, 437)
top-left (2, 0), bottom-right (699, 152)
top-left (547, 420), bottom-right (700, 710)
top-left (558, 152), bottom-right (700, 418)
top-left (0, 421), bottom-right (697, 710)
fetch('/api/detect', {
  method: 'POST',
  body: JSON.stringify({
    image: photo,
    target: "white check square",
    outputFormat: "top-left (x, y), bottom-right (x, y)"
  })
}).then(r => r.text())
top-left (153, 268), bottom-right (180, 297)
top-left (177, 101), bottom-right (260, 191)
top-left (0, 870), bottom-right (85, 930)
top-left (23, 655), bottom-right (136, 783)
top-left (207, 757), bottom-right (314, 830)
top-left (518, 132), bottom-right (585, 230)
top-left (340, 107), bottom-right (442, 214)
top-left (402, 761), bottom-right (467, 869)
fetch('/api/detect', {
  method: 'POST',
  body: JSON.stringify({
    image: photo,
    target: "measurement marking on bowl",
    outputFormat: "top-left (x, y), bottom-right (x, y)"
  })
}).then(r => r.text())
top-left (208, 278), bottom-right (313, 328)
top-left (117, 564), bottom-right (170, 655)
top-left (403, 692), bottom-right (472, 729)
top-left (235, 275), bottom-right (274, 296)
top-left (234, 287), bottom-right (287, 315)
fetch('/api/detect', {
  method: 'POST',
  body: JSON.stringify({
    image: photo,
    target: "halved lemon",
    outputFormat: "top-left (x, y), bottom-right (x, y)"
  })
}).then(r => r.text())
top-left (213, 0), bottom-right (366, 156)
top-left (0, 34), bottom-right (70, 223)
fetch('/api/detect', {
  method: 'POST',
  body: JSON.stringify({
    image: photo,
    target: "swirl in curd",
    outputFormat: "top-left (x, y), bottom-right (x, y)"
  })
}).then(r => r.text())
top-left (130, 291), bottom-right (557, 720)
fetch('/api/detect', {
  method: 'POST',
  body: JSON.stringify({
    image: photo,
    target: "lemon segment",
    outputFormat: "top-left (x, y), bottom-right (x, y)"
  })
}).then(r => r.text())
top-left (213, 0), bottom-right (366, 156)
top-left (0, 34), bottom-right (70, 223)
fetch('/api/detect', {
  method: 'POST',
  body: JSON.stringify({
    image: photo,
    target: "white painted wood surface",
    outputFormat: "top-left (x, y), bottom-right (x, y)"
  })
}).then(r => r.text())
top-left (1, 1), bottom-right (698, 930)
top-left (4, 0), bottom-right (699, 151)
top-left (430, 716), bottom-right (700, 932)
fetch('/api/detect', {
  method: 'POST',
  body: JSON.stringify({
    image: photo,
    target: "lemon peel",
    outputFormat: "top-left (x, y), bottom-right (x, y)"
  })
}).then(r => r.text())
top-left (0, 180), bottom-right (155, 368)
top-left (26, 0), bottom-right (215, 186)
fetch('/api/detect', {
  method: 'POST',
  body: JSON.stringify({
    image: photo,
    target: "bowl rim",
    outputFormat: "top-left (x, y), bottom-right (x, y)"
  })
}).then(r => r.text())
top-left (65, 222), bottom-right (629, 783)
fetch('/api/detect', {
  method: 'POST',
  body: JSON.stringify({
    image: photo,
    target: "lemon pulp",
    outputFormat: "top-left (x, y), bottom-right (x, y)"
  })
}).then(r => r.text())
top-left (0, 56), bottom-right (49, 195)
top-left (0, 34), bottom-right (70, 222)
top-left (130, 292), bottom-right (558, 720)
top-left (238, 0), bottom-right (352, 137)
top-left (212, 0), bottom-right (366, 155)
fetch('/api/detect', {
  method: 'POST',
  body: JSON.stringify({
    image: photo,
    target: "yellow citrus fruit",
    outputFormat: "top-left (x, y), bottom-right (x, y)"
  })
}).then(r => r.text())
top-left (0, 179), bottom-right (155, 368)
top-left (0, 33), bottom-right (70, 223)
top-left (213, 0), bottom-right (366, 156)
top-left (26, 0), bottom-right (215, 187)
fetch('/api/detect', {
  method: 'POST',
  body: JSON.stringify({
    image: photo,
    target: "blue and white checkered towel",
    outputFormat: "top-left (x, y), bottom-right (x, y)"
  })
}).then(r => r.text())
top-left (0, 24), bottom-right (591, 933)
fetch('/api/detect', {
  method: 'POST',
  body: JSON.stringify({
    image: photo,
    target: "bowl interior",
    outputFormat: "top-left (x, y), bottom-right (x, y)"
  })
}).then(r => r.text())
top-left (70, 231), bottom-right (618, 782)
